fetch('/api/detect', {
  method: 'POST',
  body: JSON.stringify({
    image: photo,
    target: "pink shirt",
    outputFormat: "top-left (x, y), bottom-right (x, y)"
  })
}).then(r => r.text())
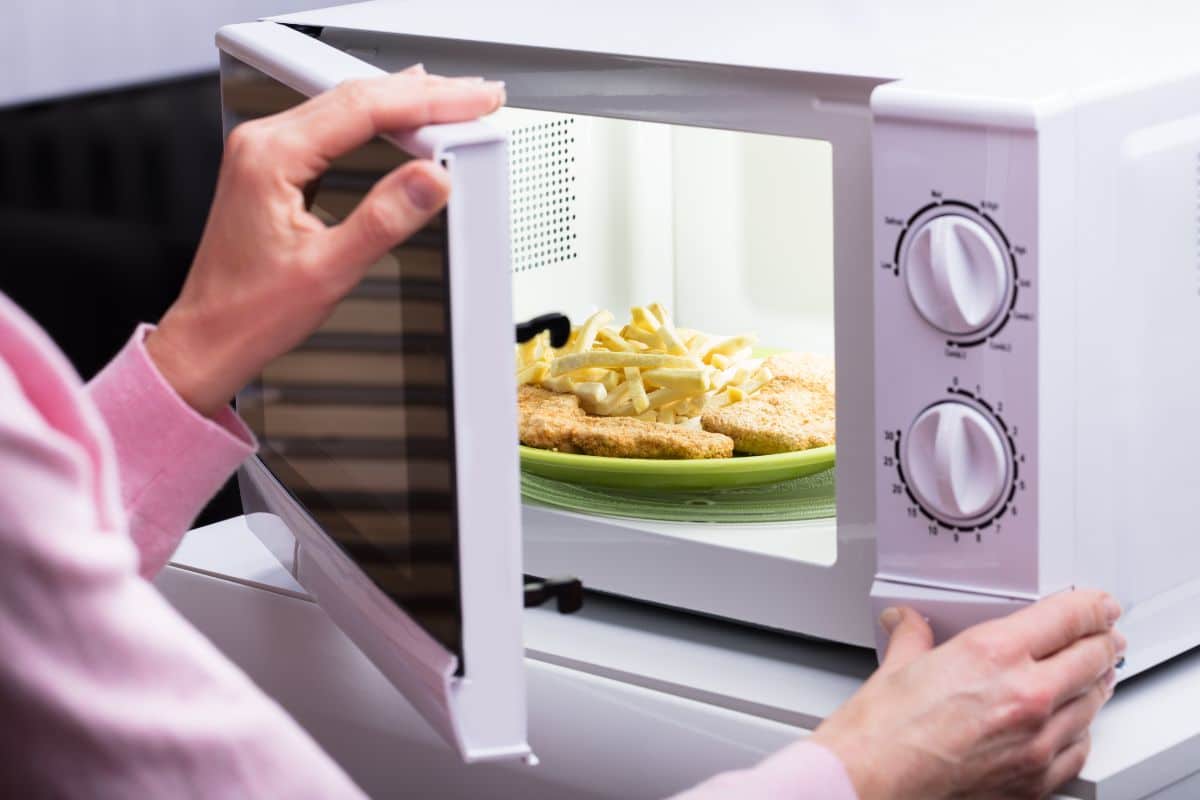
top-left (0, 290), bottom-right (857, 799)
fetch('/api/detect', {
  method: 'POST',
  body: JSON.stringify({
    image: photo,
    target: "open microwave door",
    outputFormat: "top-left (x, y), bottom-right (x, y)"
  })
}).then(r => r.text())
top-left (219, 22), bottom-right (529, 763)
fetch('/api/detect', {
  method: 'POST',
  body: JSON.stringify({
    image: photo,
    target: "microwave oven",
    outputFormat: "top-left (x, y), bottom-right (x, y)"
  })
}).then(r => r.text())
top-left (222, 1), bottom-right (1200, 763)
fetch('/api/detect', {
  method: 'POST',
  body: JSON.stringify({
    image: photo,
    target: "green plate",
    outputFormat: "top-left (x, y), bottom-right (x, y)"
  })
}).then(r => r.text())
top-left (519, 444), bottom-right (836, 491)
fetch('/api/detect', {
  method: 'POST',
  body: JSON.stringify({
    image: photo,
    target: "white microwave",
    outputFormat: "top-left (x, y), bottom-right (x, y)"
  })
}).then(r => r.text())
top-left (223, 2), bottom-right (1200, 764)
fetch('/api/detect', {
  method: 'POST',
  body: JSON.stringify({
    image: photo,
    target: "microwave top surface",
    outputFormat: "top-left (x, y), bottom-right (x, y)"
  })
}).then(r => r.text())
top-left (271, 0), bottom-right (1200, 103)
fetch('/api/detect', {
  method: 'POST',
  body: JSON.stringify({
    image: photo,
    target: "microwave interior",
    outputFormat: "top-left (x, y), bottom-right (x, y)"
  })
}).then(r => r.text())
top-left (496, 105), bottom-right (841, 561)
top-left (233, 62), bottom-right (843, 645)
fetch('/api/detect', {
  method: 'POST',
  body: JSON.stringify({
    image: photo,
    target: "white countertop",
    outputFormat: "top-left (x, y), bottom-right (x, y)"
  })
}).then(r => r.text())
top-left (170, 516), bottom-right (1200, 799)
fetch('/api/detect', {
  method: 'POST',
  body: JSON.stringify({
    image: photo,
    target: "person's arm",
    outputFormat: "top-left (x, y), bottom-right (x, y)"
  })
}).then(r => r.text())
top-left (85, 324), bottom-right (255, 578)
top-left (0, 353), bottom-right (367, 798)
top-left (0, 69), bottom-right (506, 798)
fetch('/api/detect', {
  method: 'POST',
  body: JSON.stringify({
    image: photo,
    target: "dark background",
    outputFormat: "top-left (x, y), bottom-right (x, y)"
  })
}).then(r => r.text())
top-left (0, 73), bottom-right (240, 526)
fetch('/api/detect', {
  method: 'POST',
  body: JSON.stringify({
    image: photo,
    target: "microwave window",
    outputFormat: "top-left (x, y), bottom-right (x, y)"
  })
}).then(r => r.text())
top-left (226, 62), bottom-right (464, 660)
top-left (500, 105), bottom-right (839, 561)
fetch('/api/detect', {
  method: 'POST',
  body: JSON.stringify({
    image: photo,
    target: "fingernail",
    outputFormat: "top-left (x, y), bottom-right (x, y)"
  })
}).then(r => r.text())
top-left (879, 607), bottom-right (903, 635)
top-left (1112, 628), bottom-right (1128, 656)
top-left (490, 80), bottom-right (507, 106)
top-left (404, 63), bottom-right (426, 75)
top-left (405, 168), bottom-right (444, 211)
top-left (1103, 668), bottom-right (1117, 693)
top-left (1103, 597), bottom-right (1123, 625)
top-left (453, 76), bottom-right (487, 83)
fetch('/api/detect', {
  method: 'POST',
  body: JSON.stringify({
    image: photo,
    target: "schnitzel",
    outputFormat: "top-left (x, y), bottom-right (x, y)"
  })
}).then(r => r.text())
top-left (516, 349), bottom-right (834, 459)
top-left (699, 353), bottom-right (835, 455)
top-left (518, 385), bottom-right (735, 459)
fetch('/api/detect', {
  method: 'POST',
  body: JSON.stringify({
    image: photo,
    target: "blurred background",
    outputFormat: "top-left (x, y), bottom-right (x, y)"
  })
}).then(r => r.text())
top-left (1, 1), bottom-right (339, 523)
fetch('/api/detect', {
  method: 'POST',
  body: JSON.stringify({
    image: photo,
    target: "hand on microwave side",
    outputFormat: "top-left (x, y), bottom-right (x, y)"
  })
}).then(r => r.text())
top-left (813, 591), bottom-right (1125, 800)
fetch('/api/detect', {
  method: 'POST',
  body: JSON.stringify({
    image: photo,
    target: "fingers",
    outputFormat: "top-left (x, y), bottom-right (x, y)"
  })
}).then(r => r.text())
top-left (1041, 732), bottom-right (1092, 795)
top-left (1035, 670), bottom-right (1114, 759)
top-left (1000, 589), bottom-right (1121, 660)
top-left (317, 159), bottom-right (451, 281)
top-left (878, 607), bottom-right (934, 674)
top-left (1039, 627), bottom-right (1126, 707)
top-left (277, 72), bottom-right (505, 182)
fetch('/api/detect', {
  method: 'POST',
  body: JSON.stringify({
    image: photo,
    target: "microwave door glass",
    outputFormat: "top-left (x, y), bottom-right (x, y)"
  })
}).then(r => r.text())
top-left (229, 73), bottom-right (465, 662)
top-left (223, 36), bottom-right (528, 763)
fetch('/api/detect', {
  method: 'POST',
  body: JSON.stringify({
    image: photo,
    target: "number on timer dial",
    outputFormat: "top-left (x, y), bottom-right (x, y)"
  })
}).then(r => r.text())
top-left (904, 214), bottom-right (1010, 335)
top-left (903, 402), bottom-right (1011, 522)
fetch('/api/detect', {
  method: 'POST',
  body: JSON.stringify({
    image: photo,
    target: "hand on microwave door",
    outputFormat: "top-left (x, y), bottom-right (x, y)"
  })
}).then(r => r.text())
top-left (145, 66), bottom-right (506, 418)
top-left (812, 590), bottom-right (1124, 800)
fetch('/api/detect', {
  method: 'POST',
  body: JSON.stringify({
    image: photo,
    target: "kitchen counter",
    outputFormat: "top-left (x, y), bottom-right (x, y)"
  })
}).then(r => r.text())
top-left (159, 516), bottom-right (1200, 799)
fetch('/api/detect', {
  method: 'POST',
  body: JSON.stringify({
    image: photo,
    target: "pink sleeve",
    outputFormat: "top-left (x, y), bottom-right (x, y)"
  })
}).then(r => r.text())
top-left (86, 324), bottom-right (256, 577)
top-left (669, 740), bottom-right (859, 800)
top-left (0, 348), bottom-right (366, 798)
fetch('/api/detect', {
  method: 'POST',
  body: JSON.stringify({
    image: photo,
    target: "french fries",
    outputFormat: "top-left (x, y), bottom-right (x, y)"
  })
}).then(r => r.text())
top-left (515, 303), bottom-right (771, 426)
top-left (550, 351), bottom-right (699, 376)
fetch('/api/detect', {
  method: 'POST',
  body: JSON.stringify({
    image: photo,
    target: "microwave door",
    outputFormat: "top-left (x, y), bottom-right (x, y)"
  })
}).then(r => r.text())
top-left (221, 22), bottom-right (529, 763)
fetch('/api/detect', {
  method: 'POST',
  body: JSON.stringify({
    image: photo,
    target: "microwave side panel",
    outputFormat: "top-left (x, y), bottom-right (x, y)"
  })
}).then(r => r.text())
top-left (1070, 70), bottom-right (1200, 673)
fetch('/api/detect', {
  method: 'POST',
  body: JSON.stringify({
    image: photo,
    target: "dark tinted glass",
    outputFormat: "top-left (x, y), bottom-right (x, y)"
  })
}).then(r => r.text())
top-left (225, 59), bottom-right (463, 660)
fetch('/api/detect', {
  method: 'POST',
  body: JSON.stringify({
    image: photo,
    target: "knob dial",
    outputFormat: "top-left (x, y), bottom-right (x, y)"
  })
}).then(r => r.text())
top-left (903, 214), bottom-right (1010, 335)
top-left (903, 402), bottom-right (1010, 522)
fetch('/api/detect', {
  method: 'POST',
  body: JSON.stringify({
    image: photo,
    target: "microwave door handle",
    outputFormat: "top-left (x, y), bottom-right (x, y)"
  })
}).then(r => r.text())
top-left (516, 313), bottom-right (571, 347)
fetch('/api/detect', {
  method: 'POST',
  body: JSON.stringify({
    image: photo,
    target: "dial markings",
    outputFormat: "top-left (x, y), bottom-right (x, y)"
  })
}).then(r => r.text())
top-left (889, 387), bottom-right (1024, 537)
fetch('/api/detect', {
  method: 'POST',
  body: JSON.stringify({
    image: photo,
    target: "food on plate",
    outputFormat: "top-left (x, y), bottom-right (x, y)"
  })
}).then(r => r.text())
top-left (515, 303), bottom-right (835, 459)
top-left (700, 353), bottom-right (836, 455)
top-left (517, 304), bottom-right (775, 428)
top-left (518, 385), bottom-right (735, 459)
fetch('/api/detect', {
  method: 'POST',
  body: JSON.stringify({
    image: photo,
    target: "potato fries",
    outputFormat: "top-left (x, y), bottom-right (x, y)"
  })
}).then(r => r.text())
top-left (516, 303), bottom-right (771, 426)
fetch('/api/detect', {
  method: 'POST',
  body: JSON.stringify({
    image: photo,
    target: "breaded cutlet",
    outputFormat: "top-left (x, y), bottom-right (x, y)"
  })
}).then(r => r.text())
top-left (518, 385), bottom-right (735, 459)
top-left (700, 353), bottom-right (835, 455)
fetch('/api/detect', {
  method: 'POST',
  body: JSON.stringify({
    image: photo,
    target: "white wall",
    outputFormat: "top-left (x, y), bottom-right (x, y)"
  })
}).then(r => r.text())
top-left (1, 1), bottom-right (346, 108)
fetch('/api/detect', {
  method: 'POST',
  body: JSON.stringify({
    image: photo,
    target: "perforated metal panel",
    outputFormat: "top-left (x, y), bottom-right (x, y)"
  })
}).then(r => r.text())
top-left (509, 117), bottom-right (578, 273)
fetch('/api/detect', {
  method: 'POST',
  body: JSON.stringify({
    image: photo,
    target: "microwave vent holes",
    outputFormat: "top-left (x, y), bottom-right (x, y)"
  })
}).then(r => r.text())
top-left (509, 117), bottom-right (578, 273)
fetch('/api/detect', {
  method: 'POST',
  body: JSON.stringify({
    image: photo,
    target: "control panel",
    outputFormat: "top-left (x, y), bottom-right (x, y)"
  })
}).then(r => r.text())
top-left (873, 121), bottom-right (1040, 597)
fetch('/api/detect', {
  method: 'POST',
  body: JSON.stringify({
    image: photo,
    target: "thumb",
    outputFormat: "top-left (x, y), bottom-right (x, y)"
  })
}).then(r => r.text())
top-left (879, 607), bottom-right (934, 674)
top-left (319, 159), bottom-right (451, 284)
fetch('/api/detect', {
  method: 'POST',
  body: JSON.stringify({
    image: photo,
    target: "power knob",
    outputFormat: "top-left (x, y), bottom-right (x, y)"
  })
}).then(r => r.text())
top-left (903, 214), bottom-right (1011, 335)
top-left (903, 402), bottom-right (1011, 522)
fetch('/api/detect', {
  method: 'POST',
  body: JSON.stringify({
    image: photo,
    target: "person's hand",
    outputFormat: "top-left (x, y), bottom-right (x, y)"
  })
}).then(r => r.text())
top-left (813, 590), bottom-right (1124, 800)
top-left (146, 67), bottom-right (505, 417)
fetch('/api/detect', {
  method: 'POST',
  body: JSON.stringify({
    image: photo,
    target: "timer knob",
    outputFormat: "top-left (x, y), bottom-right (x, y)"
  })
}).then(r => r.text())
top-left (903, 402), bottom-right (1010, 522)
top-left (903, 214), bottom-right (1010, 335)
